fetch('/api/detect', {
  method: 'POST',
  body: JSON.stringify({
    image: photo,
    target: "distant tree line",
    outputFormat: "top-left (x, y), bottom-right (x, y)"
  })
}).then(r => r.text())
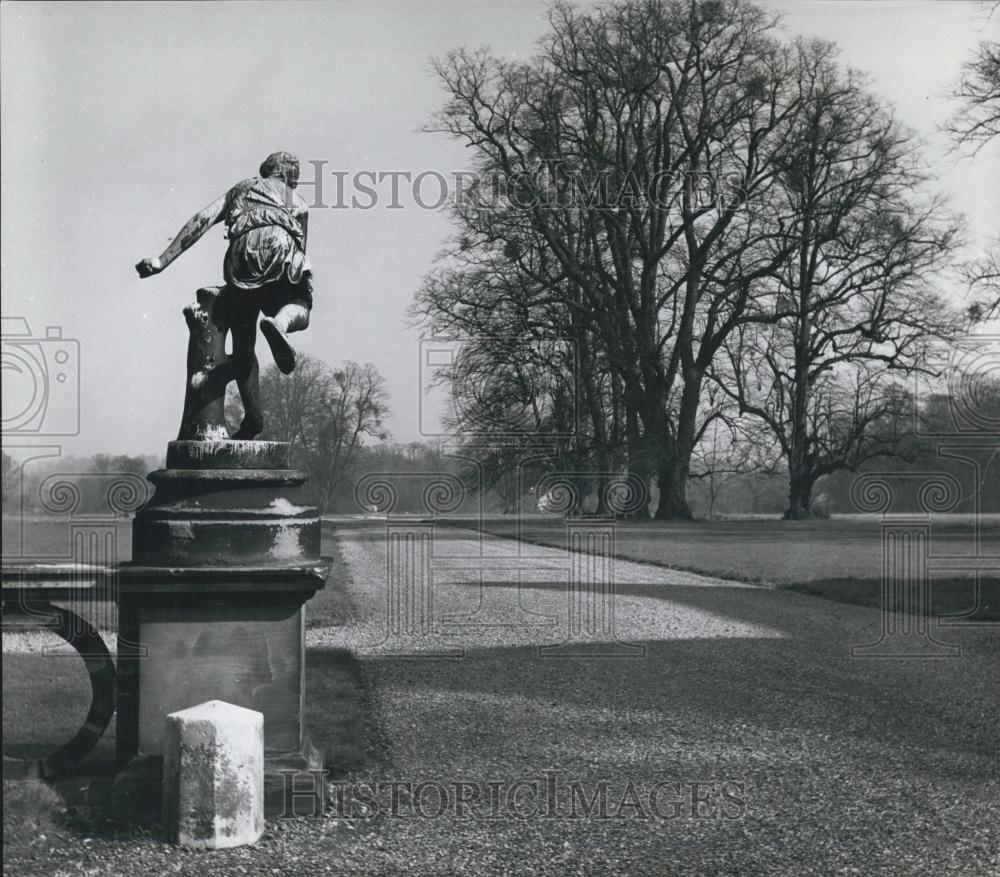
top-left (3, 380), bottom-right (995, 521)
top-left (1, 453), bottom-right (156, 517)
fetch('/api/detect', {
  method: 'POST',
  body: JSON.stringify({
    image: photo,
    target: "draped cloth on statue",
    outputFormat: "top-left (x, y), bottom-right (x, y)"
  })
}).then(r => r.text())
top-left (223, 177), bottom-right (311, 291)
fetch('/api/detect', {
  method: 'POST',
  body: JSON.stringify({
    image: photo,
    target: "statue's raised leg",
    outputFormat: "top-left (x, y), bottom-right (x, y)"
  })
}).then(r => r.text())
top-left (260, 303), bottom-right (309, 375)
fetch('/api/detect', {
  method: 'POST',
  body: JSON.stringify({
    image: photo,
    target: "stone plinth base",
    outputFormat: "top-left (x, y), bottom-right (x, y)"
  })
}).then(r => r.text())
top-left (116, 566), bottom-right (327, 817)
top-left (116, 440), bottom-right (328, 820)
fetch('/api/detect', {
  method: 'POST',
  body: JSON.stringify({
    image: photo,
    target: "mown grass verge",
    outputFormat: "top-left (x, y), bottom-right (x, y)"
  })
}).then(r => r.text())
top-left (780, 576), bottom-right (1000, 620)
top-left (307, 533), bottom-right (386, 778)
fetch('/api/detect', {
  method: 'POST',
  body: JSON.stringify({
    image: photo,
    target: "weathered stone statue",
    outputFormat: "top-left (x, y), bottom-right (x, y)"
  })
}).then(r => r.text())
top-left (136, 151), bottom-right (312, 440)
top-left (118, 153), bottom-right (328, 827)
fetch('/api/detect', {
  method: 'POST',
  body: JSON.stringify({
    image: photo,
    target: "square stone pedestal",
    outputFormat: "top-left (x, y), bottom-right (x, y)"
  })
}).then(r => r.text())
top-left (115, 567), bottom-right (327, 817)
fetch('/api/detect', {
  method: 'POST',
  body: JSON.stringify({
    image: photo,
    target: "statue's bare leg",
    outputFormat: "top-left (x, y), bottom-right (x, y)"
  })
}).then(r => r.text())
top-left (260, 303), bottom-right (309, 375)
top-left (230, 304), bottom-right (265, 440)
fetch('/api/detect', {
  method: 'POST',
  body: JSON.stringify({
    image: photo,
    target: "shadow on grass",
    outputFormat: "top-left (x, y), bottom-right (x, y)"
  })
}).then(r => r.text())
top-left (345, 567), bottom-right (998, 775)
top-left (305, 646), bottom-right (382, 778)
top-left (781, 576), bottom-right (1000, 621)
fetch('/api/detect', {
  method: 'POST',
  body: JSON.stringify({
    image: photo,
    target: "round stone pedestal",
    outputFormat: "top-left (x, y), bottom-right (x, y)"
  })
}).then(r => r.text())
top-left (133, 440), bottom-right (320, 567)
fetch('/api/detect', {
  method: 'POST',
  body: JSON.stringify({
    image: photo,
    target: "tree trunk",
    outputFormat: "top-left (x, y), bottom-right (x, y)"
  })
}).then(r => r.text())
top-left (654, 372), bottom-right (699, 520)
top-left (592, 448), bottom-right (611, 517)
top-left (784, 258), bottom-right (813, 522)
top-left (624, 392), bottom-right (652, 521)
top-left (575, 306), bottom-right (612, 518)
top-left (178, 286), bottom-right (232, 441)
top-left (655, 455), bottom-right (693, 521)
top-left (784, 469), bottom-right (815, 520)
top-left (503, 469), bottom-right (516, 516)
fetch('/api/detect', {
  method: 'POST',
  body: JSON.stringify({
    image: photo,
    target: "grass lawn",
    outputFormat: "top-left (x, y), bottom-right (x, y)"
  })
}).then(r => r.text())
top-left (6, 512), bottom-right (997, 621)
top-left (2, 517), bottom-right (133, 563)
top-left (442, 514), bottom-right (1000, 620)
top-left (443, 514), bottom-right (998, 583)
top-left (306, 532), bottom-right (377, 777)
top-left (786, 575), bottom-right (1000, 619)
top-left (2, 644), bottom-right (111, 766)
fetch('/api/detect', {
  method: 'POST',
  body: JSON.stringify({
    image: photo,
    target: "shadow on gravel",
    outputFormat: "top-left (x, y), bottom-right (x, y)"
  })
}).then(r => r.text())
top-left (454, 575), bottom-right (996, 644)
top-left (446, 576), bottom-right (841, 640)
top-left (360, 626), bottom-right (997, 772)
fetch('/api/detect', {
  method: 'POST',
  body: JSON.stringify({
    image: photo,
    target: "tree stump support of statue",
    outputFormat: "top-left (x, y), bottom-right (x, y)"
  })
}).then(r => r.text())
top-left (114, 291), bottom-right (328, 821)
top-left (179, 286), bottom-right (232, 442)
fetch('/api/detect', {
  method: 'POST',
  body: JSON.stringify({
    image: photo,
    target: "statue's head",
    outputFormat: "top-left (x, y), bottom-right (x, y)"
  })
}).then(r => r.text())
top-left (260, 151), bottom-right (300, 188)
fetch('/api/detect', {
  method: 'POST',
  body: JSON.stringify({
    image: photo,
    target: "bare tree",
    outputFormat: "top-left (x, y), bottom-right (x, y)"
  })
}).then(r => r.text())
top-left (947, 1), bottom-right (1000, 319)
top-left (963, 247), bottom-right (1000, 322)
top-left (688, 413), bottom-right (777, 517)
top-left (946, 1), bottom-right (1000, 153)
top-left (716, 41), bottom-right (960, 517)
top-left (314, 362), bottom-right (391, 512)
top-left (414, 242), bottom-right (631, 512)
top-left (425, 0), bottom-right (807, 519)
top-left (227, 355), bottom-right (389, 512)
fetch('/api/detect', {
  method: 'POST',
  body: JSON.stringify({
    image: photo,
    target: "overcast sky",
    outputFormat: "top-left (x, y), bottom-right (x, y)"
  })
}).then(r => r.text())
top-left (2, 0), bottom-right (997, 458)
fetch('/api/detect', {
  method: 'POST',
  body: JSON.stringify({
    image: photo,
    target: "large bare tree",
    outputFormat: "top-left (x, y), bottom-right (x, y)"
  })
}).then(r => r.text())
top-left (423, 0), bottom-right (806, 518)
top-left (948, 1), bottom-right (1000, 320)
top-left (716, 42), bottom-right (960, 517)
top-left (947, 1), bottom-right (1000, 153)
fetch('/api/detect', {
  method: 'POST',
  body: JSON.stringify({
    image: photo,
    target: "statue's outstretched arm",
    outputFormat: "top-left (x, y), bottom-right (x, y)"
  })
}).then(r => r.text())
top-left (136, 194), bottom-right (227, 278)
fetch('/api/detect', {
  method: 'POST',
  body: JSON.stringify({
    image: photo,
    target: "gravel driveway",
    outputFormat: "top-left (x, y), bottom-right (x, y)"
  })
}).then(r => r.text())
top-left (6, 522), bottom-right (998, 876)
top-left (310, 523), bottom-right (999, 876)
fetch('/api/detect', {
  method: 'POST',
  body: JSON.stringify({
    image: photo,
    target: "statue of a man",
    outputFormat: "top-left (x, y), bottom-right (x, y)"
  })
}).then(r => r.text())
top-left (136, 151), bottom-right (312, 439)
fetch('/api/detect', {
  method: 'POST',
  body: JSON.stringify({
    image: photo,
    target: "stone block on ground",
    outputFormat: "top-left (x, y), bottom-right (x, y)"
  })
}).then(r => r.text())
top-left (162, 700), bottom-right (264, 849)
